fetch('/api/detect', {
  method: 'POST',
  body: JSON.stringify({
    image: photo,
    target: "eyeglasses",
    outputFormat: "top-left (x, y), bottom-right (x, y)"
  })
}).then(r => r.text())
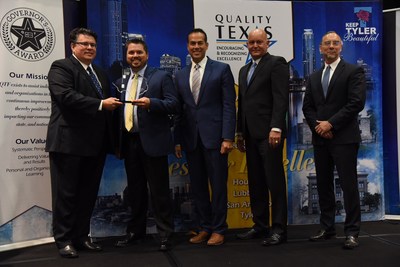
top-left (322, 41), bottom-right (341, 46)
top-left (74, 42), bottom-right (97, 48)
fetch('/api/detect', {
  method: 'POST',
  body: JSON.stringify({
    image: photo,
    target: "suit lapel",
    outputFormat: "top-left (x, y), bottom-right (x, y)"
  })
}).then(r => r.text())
top-left (325, 60), bottom-right (345, 99)
top-left (70, 56), bottom-right (103, 99)
top-left (123, 67), bottom-right (153, 100)
top-left (245, 53), bottom-right (268, 92)
top-left (94, 66), bottom-right (109, 98)
top-left (182, 65), bottom-right (195, 104)
top-left (142, 67), bottom-right (156, 96)
top-left (70, 56), bottom-right (103, 98)
top-left (316, 67), bottom-right (325, 98)
top-left (243, 62), bottom-right (252, 92)
top-left (199, 59), bottom-right (213, 103)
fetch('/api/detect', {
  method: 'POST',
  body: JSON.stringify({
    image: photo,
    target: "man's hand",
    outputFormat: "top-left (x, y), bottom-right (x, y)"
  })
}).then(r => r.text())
top-left (315, 120), bottom-right (333, 135)
top-left (102, 97), bottom-right (123, 111)
top-left (175, 144), bottom-right (183, 159)
top-left (236, 138), bottom-right (246, 152)
top-left (220, 140), bottom-right (234, 154)
top-left (132, 97), bottom-right (150, 109)
top-left (321, 131), bottom-right (334, 139)
top-left (269, 130), bottom-right (282, 148)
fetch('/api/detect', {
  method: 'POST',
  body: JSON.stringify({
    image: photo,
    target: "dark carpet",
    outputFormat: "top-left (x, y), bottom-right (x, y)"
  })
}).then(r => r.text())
top-left (0, 220), bottom-right (399, 267)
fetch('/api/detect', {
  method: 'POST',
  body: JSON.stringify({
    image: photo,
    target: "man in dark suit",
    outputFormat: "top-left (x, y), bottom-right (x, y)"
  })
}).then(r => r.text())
top-left (174, 28), bottom-right (236, 246)
top-left (236, 29), bottom-right (289, 246)
top-left (114, 38), bottom-right (179, 251)
top-left (46, 28), bottom-right (122, 258)
top-left (302, 31), bottom-right (366, 249)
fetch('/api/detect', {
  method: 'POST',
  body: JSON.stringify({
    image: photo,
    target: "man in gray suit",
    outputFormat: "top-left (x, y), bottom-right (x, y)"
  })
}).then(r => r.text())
top-left (303, 31), bottom-right (366, 249)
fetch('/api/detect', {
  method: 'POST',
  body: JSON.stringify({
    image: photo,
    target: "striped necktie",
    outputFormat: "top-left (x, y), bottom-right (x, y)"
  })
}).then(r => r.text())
top-left (192, 64), bottom-right (200, 104)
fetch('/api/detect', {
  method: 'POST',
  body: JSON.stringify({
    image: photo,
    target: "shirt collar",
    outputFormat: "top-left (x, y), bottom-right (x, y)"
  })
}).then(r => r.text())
top-left (192, 57), bottom-right (208, 70)
top-left (252, 58), bottom-right (261, 65)
top-left (73, 54), bottom-right (91, 70)
top-left (325, 57), bottom-right (341, 71)
top-left (131, 65), bottom-right (147, 78)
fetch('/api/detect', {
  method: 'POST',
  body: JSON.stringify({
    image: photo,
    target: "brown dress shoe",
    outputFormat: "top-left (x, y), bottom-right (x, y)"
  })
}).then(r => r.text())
top-left (207, 233), bottom-right (224, 246)
top-left (189, 231), bottom-right (210, 244)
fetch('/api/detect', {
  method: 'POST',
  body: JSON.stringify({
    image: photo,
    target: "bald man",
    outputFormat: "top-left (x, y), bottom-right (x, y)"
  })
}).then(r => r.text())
top-left (236, 29), bottom-right (289, 246)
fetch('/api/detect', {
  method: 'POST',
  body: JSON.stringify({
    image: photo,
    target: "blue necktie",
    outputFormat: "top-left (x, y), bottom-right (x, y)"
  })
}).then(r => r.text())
top-left (322, 65), bottom-right (331, 97)
top-left (87, 66), bottom-right (104, 98)
top-left (247, 62), bottom-right (257, 85)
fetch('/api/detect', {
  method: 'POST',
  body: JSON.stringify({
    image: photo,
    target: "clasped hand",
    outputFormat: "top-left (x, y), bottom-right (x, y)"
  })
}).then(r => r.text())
top-left (315, 120), bottom-right (333, 139)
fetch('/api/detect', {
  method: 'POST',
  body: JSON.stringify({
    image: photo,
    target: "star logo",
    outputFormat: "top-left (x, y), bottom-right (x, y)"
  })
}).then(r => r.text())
top-left (10, 18), bottom-right (46, 51)
top-left (1, 8), bottom-right (55, 61)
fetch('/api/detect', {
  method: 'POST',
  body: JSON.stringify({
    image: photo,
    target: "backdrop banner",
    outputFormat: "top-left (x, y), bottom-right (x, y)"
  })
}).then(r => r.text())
top-left (396, 9), bottom-right (400, 214)
top-left (0, 0), bottom-right (386, 250)
top-left (87, 0), bottom-right (384, 236)
top-left (0, 0), bottom-right (64, 246)
top-left (383, 9), bottom-right (400, 215)
top-left (193, 0), bottom-right (293, 229)
top-left (194, 0), bottom-right (384, 226)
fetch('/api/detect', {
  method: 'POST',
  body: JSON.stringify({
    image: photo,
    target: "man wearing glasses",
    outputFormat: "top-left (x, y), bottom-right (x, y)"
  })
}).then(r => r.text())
top-left (302, 31), bottom-right (366, 249)
top-left (46, 28), bottom-right (122, 258)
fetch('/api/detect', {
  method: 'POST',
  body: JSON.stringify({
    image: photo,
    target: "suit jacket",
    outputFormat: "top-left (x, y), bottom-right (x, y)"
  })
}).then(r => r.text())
top-left (116, 67), bottom-right (179, 157)
top-left (237, 53), bottom-right (289, 139)
top-left (174, 57), bottom-right (236, 151)
top-left (302, 59), bottom-right (366, 145)
top-left (45, 56), bottom-right (113, 156)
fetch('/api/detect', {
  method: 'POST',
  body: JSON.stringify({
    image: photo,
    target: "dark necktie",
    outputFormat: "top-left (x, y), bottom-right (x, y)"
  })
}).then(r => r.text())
top-left (247, 62), bottom-right (257, 85)
top-left (322, 65), bottom-right (331, 97)
top-left (87, 66), bottom-right (103, 98)
top-left (192, 64), bottom-right (200, 104)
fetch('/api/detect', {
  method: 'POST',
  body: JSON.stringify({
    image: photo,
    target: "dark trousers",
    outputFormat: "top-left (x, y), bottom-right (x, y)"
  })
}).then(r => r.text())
top-left (314, 143), bottom-right (361, 237)
top-left (186, 137), bottom-right (228, 234)
top-left (124, 133), bottom-right (173, 238)
top-left (245, 135), bottom-right (287, 235)
top-left (50, 151), bottom-right (105, 248)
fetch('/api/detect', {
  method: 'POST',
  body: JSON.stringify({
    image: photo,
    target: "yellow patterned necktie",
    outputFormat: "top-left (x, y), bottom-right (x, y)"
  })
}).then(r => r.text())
top-left (125, 73), bottom-right (138, 131)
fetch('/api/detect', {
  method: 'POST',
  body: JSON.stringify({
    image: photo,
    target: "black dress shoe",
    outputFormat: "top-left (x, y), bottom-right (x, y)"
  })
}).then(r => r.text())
top-left (261, 233), bottom-right (287, 246)
top-left (58, 244), bottom-right (79, 258)
top-left (115, 232), bottom-right (143, 247)
top-left (236, 229), bottom-right (265, 240)
top-left (309, 229), bottom-right (336, 241)
top-left (159, 238), bottom-right (170, 252)
top-left (75, 239), bottom-right (102, 251)
top-left (343, 236), bottom-right (359, 249)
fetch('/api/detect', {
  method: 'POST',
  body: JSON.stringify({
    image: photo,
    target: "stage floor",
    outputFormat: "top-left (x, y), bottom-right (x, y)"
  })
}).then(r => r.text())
top-left (0, 220), bottom-right (399, 267)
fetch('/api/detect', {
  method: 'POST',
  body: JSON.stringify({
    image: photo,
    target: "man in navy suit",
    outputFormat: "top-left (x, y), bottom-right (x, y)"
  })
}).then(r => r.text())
top-left (236, 29), bottom-right (289, 246)
top-left (174, 28), bottom-right (236, 246)
top-left (114, 38), bottom-right (179, 251)
top-left (46, 28), bottom-right (122, 258)
top-left (303, 31), bottom-right (366, 249)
